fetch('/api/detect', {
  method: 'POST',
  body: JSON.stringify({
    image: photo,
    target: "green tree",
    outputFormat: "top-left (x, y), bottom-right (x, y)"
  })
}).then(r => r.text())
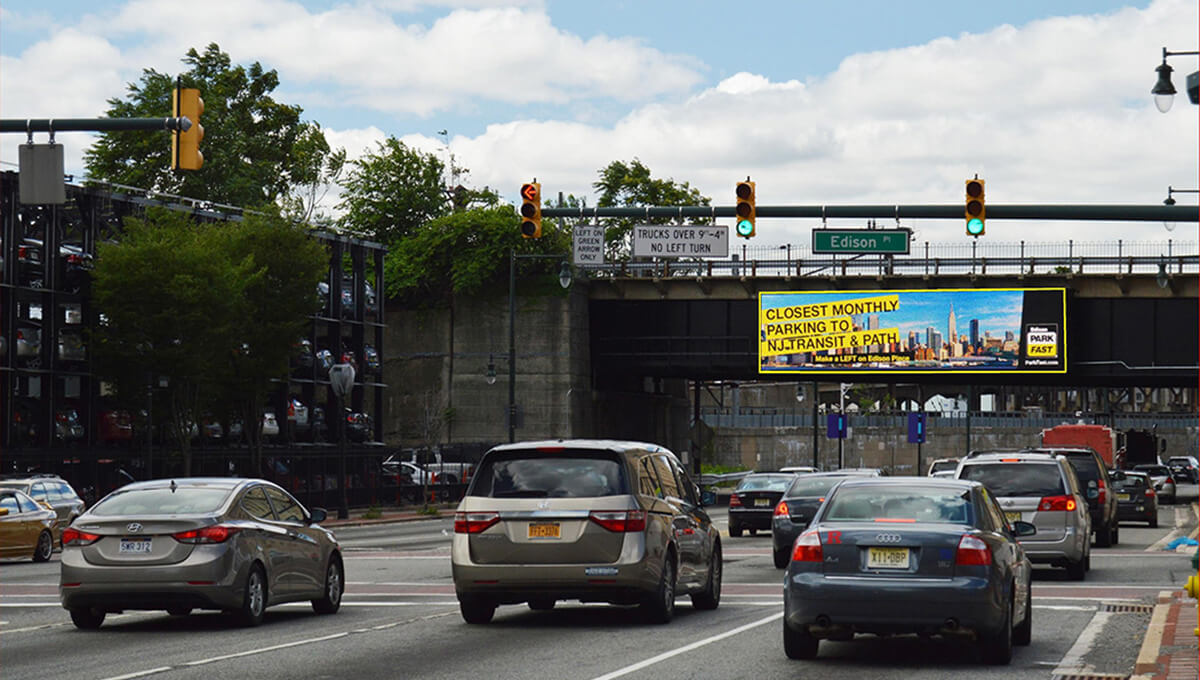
top-left (281, 122), bottom-right (346, 225)
top-left (593, 159), bottom-right (712, 259)
top-left (337, 137), bottom-right (449, 244)
top-left (83, 43), bottom-right (340, 210)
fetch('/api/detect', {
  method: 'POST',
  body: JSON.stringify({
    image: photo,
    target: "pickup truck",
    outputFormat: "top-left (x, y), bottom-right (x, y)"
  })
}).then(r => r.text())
top-left (382, 450), bottom-right (475, 485)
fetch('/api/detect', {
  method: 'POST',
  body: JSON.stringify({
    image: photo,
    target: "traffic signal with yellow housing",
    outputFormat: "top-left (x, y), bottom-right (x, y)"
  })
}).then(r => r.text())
top-left (519, 182), bottom-right (542, 238)
top-left (735, 180), bottom-right (756, 238)
top-left (965, 177), bottom-right (985, 236)
top-left (172, 87), bottom-right (204, 171)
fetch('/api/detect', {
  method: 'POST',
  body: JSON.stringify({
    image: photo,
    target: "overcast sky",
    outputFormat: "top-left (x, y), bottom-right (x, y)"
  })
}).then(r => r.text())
top-left (1, 0), bottom-right (1196, 248)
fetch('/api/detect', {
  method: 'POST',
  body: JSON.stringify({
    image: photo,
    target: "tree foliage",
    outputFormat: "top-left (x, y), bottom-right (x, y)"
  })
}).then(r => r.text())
top-left (83, 43), bottom-right (341, 210)
top-left (593, 159), bottom-right (712, 258)
top-left (337, 137), bottom-right (450, 244)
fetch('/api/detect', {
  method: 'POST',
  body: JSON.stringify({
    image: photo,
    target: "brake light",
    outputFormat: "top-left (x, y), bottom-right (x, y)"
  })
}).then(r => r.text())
top-left (172, 524), bottom-right (240, 544)
top-left (774, 501), bottom-right (789, 517)
top-left (955, 534), bottom-right (992, 566)
top-left (589, 510), bottom-right (647, 533)
top-left (1096, 480), bottom-right (1107, 505)
top-left (1038, 495), bottom-right (1077, 511)
top-left (61, 528), bottom-right (101, 546)
top-left (791, 529), bottom-right (822, 562)
top-left (729, 494), bottom-right (742, 508)
top-left (454, 511), bottom-right (500, 534)
top-left (1145, 488), bottom-right (1156, 498)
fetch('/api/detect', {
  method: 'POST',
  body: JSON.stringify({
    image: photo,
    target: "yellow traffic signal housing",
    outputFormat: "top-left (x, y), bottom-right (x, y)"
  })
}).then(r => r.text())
top-left (735, 180), bottom-right (756, 238)
top-left (965, 177), bottom-right (985, 236)
top-left (520, 182), bottom-right (542, 238)
top-left (172, 88), bottom-right (204, 171)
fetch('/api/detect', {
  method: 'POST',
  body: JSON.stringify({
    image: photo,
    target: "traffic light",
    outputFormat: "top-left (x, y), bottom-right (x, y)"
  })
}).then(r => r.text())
top-left (519, 182), bottom-right (541, 238)
top-left (735, 180), bottom-right (755, 238)
top-left (172, 87), bottom-right (204, 171)
top-left (965, 177), bottom-right (985, 236)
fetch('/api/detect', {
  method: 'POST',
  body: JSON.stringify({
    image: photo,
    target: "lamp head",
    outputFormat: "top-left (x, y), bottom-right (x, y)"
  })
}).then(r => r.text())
top-left (1153, 60), bottom-right (1176, 113)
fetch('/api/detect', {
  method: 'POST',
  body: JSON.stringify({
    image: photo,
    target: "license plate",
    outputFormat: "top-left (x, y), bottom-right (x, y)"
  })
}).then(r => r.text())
top-left (119, 537), bottom-right (152, 554)
top-left (754, 498), bottom-right (771, 507)
top-left (1005, 511), bottom-right (1022, 523)
top-left (528, 523), bottom-right (560, 540)
top-left (1117, 493), bottom-right (1130, 501)
top-left (866, 547), bottom-right (909, 569)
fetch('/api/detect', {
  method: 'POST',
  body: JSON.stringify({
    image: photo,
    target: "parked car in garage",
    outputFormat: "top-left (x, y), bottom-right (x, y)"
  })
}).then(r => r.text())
top-left (97, 409), bottom-right (134, 445)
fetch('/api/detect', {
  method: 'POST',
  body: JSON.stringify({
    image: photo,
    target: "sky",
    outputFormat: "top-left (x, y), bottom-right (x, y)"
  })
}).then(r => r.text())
top-left (1, 0), bottom-right (1197, 248)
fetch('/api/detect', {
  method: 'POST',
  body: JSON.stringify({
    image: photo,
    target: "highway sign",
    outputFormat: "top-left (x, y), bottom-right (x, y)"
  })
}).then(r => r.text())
top-left (632, 224), bottom-right (728, 258)
top-left (812, 228), bottom-right (911, 254)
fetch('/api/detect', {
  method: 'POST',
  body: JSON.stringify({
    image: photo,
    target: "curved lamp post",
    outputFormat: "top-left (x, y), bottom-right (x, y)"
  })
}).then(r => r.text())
top-left (1152, 47), bottom-right (1199, 113)
top-left (329, 362), bottom-right (356, 520)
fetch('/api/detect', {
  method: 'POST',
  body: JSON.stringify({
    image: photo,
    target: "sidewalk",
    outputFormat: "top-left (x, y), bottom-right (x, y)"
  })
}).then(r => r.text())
top-left (1134, 587), bottom-right (1199, 680)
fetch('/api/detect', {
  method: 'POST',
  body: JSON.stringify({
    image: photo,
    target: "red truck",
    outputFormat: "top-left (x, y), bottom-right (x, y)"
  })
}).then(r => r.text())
top-left (1041, 424), bottom-right (1119, 467)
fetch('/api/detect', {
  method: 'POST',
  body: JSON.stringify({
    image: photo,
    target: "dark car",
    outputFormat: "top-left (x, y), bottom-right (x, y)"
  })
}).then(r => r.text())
top-left (54, 408), bottom-right (86, 442)
top-left (344, 409), bottom-right (372, 443)
top-left (1025, 447), bottom-right (1119, 547)
top-left (363, 344), bottom-right (381, 378)
top-left (728, 472), bottom-right (797, 537)
top-left (1166, 456), bottom-right (1199, 484)
top-left (771, 469), bottom-right (884, 568)
top-left (1111, 470), bottom-right (1158, 527)
top-left (1133, 464), bottom-right (1177, 504)
top-left (782, 477), bottom-right (1035, 665)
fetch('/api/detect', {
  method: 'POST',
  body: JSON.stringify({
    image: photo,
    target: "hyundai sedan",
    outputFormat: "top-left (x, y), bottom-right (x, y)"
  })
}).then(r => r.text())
top-left (782, 477), bottom-right (1035, 665)
top-left (59, 478), bottom-right (343, 629)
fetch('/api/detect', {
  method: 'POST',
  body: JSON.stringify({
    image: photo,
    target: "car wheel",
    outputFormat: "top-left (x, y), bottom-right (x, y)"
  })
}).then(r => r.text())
top-left (773, 548), bottom-right (790, 570)
top-left (749, 528), bottom-right (758, 537)
top-left (1013, 581), bottom-right (1032, 646)
top-left (691, 544), bottom-right (722, 611)
top-left (1150, 515), bottom-right (1159, 528)
top-left (729, 524), bottom-right (743, 538)
top-left (1066, 553), bottom-right (1086, 581)
top-left (70, 607), bottom-right (105, 630)
top-left (459, 596), bottom-right (495, 624)
top-left (32, 530), bottom-right (53, 562)
top-left (641, 554), bottom-right (676, 624)
top-left (1095, 522), bottom-right (1112, 548)
top-left (783, 620), bottom-right (819, 660)
top-left (167, 607), bottom-right (192, 617)
top-left (528, 599), bottom-right (555, 611)
top-left (237, 564), bottom-right (267, 627)
top-left (312, 557), bottom-right (343, 615)
top-left (980, 594), bottom-right (1013, 665)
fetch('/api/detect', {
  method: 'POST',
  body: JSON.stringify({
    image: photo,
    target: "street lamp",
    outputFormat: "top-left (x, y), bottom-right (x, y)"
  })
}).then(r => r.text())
top-left (329, 362), bottom-right (355, 520)
top-left (1163, 187), bottom-right (1198, 232)
top-left (508, 249), bottom-right (571, 443)
top-left (486, 355), bottom-right (497, 385)
top-left (1152, 47), bottom-right (1199, 113)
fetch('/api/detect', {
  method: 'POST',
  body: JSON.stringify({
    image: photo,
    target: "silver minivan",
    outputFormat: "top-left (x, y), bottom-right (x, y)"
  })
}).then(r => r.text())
top-left (957, 451), bottom-right (1091, 580)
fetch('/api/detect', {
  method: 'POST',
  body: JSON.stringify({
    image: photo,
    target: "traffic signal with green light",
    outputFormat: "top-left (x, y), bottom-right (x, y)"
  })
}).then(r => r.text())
top-left (965, 177), bottom-right (985, 236)
top-left (735, 180), bottom-right (756, 238)
top-left (172, 87), bottom-right (204, 171)
top-left (520, 182), bottom-right (542, 238)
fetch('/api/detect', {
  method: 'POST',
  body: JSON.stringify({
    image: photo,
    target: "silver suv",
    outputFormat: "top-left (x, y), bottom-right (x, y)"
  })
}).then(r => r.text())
top-left (957, 451), bottom-right (1091, 580)
top-left (451, 440), bottom-right (722, 624)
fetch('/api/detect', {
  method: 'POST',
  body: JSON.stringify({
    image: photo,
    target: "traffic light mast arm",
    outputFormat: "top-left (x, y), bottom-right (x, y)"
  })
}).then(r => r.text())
top-left (536, 203), bottom-right (1193, 222)
top-left (0, 118), bottom-right (191, 133)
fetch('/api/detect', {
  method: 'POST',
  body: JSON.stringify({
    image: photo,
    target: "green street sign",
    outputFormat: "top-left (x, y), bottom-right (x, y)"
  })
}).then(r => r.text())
top-left (811, 228), bottom-right (912, 254)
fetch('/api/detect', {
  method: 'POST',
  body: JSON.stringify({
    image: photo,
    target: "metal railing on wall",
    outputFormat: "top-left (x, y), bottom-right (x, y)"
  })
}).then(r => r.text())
top-left (700, 408), bottom-right (1199, 431)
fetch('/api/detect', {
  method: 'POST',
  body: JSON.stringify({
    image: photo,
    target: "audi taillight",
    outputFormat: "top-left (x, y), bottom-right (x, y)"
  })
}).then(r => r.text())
top-left (173, 524), bottom-right (240, 544)
top-left (729, 494), bottom-right (742, 508)
top-left (774, 501), bottom-right (789, 517)
top-left (589, 510), bottom-right (647, 533)
top-left (61, 528), bottom-right (100, 546)
top-left (1038, 495), bottom-right (1077, 512)
top-left (454, 511), bottom-right (500, 534)
top-left (791, 529), bottom-right (823, 562)
top-left (955, 534), bottom-right (992, 566)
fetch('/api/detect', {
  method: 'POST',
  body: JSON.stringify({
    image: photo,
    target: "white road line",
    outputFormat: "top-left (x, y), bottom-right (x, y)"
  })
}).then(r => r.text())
top-left (1052, 610), bottom-right (1112, 677)
top-left (588, 611), bottom-right (783, 680)
top-left (1036, 605), bottom-right (1100, 611)
top-left (183, 632), bottom-right (349, 666)
top-left (99, 668), bottom-right (173, 680)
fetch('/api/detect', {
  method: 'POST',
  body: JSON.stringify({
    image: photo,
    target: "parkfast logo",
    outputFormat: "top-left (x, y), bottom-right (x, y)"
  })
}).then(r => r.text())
top-left (1025, 324), bottom-right (1058, 359)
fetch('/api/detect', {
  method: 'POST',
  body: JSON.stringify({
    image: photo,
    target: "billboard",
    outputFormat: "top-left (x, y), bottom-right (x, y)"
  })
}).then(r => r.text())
top-left (759, 287), bottom-right (1067, 374)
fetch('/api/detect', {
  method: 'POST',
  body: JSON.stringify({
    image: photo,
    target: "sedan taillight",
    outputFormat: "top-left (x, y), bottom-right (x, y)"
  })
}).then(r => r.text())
top-left (589, 510), bottom-right (647, 532)
top-left (791, 529), bottom-right (823, 562)
top-left (774, 501), bottom-right (789, 517)
top-left (728, 494), bottom-right (742, 508)
top-left (454, 511), bottom-right (500, 534)
top-left (61, 528), bottom-right (101, 546)
top-left (172, 525), bottom-right (240, 544)
top-left (955, 534), bottom-right (993, 566)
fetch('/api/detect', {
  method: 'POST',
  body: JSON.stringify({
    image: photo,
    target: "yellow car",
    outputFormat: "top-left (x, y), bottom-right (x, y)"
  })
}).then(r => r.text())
top-left (0, 488), bottom-right (57, 562)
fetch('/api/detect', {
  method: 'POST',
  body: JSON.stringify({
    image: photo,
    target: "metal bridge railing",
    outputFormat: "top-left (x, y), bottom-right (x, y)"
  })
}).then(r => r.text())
top-left (699, 408), bottom-right (1199, 431)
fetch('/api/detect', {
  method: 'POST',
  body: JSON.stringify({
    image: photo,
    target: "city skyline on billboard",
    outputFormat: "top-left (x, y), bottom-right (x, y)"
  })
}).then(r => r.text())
top-left (759, 288), bottom-right (1067, 374)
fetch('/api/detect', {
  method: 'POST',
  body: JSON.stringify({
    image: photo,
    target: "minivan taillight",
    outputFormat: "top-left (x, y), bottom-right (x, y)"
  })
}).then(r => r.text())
top-left (589, 510), bottom-right (647, 533)
top-left (454, 511), bottom-right (500, 534)
top-left (791, 529), bottom-right (822, 562)
top-left (955, 534), bottom-right (992, 566)
top-left (774, 501), bottom-right (789, 517)
top-left (173, 525), bottom-right (240, 544)
top-left (61, 528), bottom-right (100, 546)
top-left (1038, 495), bottom-right (1077, 512)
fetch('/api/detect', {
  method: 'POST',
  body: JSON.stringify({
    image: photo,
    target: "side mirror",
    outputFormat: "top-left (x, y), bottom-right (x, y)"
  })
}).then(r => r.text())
top-left (1012, 520), bottom-right (1037, 537)
top-left (309, 507), bottom-right (328, 524)
top-left (700, 489), bottom-right (717, 507)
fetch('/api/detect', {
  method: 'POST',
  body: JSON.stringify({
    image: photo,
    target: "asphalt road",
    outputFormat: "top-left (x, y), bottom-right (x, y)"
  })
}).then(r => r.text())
top-left (1, 485), bottom-right (1195, 680)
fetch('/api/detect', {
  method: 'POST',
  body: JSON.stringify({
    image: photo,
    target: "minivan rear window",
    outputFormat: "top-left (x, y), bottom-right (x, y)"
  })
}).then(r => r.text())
top-left (469, 451), bottom-right (628, 498)
top-left (959, 463), bottom-right (1066, 497)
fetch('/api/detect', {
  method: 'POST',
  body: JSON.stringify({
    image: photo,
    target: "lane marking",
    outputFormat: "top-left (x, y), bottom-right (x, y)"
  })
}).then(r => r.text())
top-left (100, 668), bottom-right (172, 680)
top-left (587, 611), bottom-right (783, 680)
top-left (183, 632), bottom-right (349, 666)
top-left (1051, 610), bottom-right (1112, 677)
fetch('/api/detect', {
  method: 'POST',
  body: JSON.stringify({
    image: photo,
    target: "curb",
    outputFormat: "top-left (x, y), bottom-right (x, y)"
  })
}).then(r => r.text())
top-left (1134, 591), bottom-right (1175, 675)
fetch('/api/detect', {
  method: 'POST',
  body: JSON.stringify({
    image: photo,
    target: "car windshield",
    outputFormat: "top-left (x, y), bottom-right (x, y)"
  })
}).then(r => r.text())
top-left (469, 452), bottom-right (628, 498)
top-left (959, 463), bottom-right (1066, 497)
top-left (1135, 465), bottom-right (1170, 476)
top-left (785, 475), bottom-right (851, 498)
top-left (735, 475), bottom-right (793, 492)
top-left (825, 486), bottom-right (974, 524)
top-left (89, 487), bottom-right (232, 516)
top-left (930, 460), bottom-right (958, 473)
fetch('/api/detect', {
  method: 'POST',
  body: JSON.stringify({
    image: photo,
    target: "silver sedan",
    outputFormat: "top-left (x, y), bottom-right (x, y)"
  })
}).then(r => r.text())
top-left (59, 477), bottom-right (343, 629)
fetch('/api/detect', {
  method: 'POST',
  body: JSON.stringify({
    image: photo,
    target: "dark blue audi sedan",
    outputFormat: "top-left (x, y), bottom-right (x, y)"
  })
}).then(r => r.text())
top-left (782, 477), bottom-right (1035, 665)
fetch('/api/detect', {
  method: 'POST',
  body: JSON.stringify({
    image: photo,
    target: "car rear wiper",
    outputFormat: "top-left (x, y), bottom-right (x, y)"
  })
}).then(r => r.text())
top-left (492, 489), bottom-right (550, 498)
